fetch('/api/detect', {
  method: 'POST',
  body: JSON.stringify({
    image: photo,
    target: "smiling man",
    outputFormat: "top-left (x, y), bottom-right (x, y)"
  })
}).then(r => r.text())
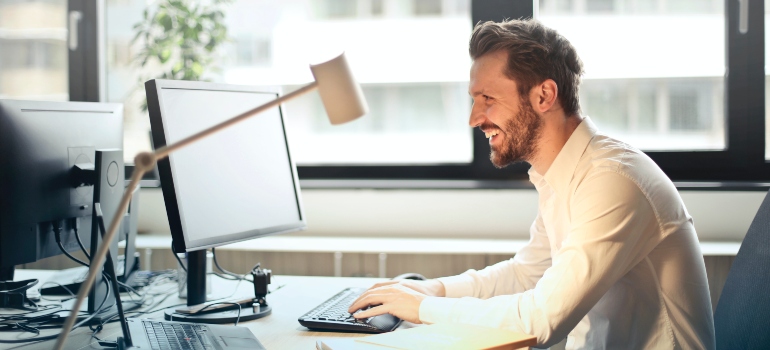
top-left (349, 19), bottom-right (716, 349)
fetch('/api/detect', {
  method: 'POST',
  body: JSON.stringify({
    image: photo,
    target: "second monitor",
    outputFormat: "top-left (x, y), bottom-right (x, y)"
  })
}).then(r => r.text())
top-left (146, 79), bottom-right (306, 322)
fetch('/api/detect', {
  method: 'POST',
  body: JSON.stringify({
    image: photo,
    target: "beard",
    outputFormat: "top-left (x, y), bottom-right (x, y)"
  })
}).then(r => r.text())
top-left (489, 100), bottom-right (543, 168)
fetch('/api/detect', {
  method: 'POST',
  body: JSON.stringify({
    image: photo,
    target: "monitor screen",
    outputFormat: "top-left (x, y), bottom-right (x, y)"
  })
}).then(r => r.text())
top-left (147, 80), bottom-right (306, 252)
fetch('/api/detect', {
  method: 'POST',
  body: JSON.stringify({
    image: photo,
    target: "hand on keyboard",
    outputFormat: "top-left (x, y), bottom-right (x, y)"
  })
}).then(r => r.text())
top-left (298, 288), bottom-right (402, 333)
top-left (347, 283), bottom-right (428, 324)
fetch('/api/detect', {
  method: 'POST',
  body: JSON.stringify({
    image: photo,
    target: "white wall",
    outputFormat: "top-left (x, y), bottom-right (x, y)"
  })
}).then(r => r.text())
top-left (137, 188), bottom-right (764, 242)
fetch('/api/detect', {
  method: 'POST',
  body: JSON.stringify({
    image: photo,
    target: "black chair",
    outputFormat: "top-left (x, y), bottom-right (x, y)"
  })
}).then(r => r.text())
top-left (714, 190), bottom-right (770, 349)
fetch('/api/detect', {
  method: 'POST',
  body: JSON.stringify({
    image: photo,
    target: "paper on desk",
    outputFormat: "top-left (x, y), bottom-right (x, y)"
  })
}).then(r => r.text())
top-left (355, 323), bottom-right (537, 350)
top-left (316, 338), bottom-right (394, 350)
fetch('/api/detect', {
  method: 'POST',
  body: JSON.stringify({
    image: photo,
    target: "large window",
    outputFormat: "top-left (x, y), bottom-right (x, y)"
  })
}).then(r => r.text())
top-left (106, 0), bottom-right (473, 166)
top-left (16, 0), bottom-right (766, 185)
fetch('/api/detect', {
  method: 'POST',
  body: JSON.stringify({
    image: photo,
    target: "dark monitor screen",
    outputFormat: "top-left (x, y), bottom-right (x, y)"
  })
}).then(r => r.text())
top-left (146, 79), bottom-right (306, 253)
top-left (0, 99), bottom-right (123, 278)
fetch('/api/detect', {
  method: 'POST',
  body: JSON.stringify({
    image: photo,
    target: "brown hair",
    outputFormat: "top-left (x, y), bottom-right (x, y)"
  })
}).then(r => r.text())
top-left (469, 19), bottom-right (584, 116)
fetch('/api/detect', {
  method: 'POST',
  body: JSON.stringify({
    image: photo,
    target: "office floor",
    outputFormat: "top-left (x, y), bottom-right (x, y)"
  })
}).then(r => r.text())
top-left (20, 248), bottom-right (735, 311)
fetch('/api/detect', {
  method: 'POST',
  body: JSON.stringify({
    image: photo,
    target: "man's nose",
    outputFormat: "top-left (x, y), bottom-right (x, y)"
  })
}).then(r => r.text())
top-left (469, 103), bottom-right (484, 128)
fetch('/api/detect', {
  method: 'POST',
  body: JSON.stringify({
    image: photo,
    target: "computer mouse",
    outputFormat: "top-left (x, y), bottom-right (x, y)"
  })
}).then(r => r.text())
top-left (392, 272), bottom-right (427, 281)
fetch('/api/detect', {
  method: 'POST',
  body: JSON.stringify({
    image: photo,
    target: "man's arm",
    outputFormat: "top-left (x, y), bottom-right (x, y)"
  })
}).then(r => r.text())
top-left (352, 172), bottom-right (665, 347)
top-left (348, 198), bottom-right (553, 321)
top-left (439, 212), bottom-right (552, 299)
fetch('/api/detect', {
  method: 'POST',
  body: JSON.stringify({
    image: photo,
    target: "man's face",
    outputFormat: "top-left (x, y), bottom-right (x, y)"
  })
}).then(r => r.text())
top-left (469, 51), bottom-right (543, 168)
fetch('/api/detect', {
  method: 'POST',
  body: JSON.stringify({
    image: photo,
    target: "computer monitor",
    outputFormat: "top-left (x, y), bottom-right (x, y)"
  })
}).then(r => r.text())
top-left (0, 99), bottom-right (136, 320)
top-left (146, 79), bottom-right (306, 320)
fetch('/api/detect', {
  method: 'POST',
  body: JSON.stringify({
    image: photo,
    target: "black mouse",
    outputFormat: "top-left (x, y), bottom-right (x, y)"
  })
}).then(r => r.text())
top-left (392, 272), bottom-right (427, 281)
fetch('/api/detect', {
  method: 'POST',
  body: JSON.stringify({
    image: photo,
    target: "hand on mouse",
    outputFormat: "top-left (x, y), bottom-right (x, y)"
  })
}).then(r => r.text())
top-left (347, 283), bottom-right (427, 324)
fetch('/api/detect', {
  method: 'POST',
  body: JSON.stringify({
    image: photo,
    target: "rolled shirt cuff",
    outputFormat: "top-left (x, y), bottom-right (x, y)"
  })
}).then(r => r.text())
top-left (419, 296), bottom-right (460, 324)
top-left (437, 273), bottom-right (476, 298)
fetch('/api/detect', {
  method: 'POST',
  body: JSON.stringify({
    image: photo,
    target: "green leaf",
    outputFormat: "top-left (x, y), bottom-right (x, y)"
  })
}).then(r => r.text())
top-left (159, 48), bottom-right (172, 63)
top-left (191, 61), bottom-right (203, 77)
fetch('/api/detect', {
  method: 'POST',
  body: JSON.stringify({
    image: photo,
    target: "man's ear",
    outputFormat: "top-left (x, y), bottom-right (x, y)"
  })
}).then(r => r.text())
top-left (531, 79), bottom-right (558, 113)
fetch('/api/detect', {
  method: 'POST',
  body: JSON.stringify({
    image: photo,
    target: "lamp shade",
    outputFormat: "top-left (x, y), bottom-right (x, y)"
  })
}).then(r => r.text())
top-left (310, 53), bottom-right (368, 125)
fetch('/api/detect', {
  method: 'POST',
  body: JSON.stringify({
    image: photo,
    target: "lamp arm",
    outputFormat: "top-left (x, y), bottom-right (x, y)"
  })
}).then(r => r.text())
top-left (53, 168), bottom-right (144, 350)
top-left (53, 80), bottom-right (320, 350)
top-left (155, 81), bottom-right (318, 159)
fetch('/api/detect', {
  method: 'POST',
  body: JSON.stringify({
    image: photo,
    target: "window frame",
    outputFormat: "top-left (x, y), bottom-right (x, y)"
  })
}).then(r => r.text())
top-left (94, 0), bottom-right (768, 188)
top-left (68, 0), bottom-right (104, 102)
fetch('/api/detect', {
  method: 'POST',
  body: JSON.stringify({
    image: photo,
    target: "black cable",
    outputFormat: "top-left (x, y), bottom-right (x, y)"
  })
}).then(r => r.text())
top-left (1, 222), bottom-right (129, 344)
top-left (211, 271), bottom-right (240, 281)
top-left (72, 219), bottom-right (91, 260)
top-left (194, 302), bottom-right (242, 326)
top-left (117, 281), bottom-right (145, 299)
top-left (11, 321), bottom-right (39, 336)
top-left (0, 305), bottom-right (61, 321)
top-left (89, 270), bottom-right (180, 338)
top-left (0, 276), bottom-right (112, 344)
top-left (54, 229), bottom-right (118, 311)
top-left (171, 243), bottom-right (187, 273)
top-left (39, 281), bottom-right (76, 301)
top-left (211, 248), bottom-right (243, 280)
top-left (53, 223), bottom-right (89, 268)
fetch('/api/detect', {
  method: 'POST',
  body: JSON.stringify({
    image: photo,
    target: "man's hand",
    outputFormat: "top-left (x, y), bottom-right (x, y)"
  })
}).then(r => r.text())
top-left (347, 279), bottom-right (445, 324)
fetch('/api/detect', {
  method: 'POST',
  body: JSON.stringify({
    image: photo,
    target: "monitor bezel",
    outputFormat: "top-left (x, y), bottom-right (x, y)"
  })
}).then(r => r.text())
top-left (146, 79), bottom-right (307, 253)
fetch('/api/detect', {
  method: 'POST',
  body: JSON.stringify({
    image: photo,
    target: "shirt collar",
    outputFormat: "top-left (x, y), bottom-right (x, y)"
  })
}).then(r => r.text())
top-left (529, 117), bottom-right (598, 195)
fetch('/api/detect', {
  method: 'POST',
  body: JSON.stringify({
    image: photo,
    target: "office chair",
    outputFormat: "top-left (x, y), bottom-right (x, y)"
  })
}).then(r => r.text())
top-left (713, 189), bottom-right (770, 349)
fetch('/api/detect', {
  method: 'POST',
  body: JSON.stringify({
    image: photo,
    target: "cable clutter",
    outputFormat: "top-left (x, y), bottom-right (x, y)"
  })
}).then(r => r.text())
top-left (0, 241), bottom-right (285, 346)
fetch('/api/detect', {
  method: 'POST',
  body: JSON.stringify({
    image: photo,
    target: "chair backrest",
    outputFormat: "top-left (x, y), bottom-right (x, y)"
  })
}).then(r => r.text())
top-left (714, 190), bottom-right (770, 349)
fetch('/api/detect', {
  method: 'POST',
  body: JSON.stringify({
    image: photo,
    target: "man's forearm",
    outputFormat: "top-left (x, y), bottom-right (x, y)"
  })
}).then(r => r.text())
top-left (426, 279), bottom-right (446, 297)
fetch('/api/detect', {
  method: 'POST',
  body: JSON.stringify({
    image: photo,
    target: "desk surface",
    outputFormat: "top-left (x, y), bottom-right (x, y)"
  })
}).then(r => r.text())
top-left (0, 270), bottom-right (399, 350)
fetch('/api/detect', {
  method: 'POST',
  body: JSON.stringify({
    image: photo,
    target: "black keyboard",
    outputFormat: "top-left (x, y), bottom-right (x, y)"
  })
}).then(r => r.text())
top-left (298, 287), bottom-right (402, 333)
top-left (142, 320), bottom-right (214, 350)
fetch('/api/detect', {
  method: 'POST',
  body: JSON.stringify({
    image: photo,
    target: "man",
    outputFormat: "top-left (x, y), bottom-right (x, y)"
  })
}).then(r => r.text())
top-left (349, 19), bottom-right (716, 349)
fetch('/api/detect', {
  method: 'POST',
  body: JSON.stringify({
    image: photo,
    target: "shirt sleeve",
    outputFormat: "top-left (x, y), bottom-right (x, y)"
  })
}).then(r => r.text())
top-left (436, 210), bottom-right (552, 299)
top-left (419, 171), bottom-right (664, 347)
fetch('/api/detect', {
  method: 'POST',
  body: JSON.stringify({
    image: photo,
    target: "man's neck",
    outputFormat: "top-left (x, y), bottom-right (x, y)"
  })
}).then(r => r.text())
top-left (529, 114), bottom-right (583, 175)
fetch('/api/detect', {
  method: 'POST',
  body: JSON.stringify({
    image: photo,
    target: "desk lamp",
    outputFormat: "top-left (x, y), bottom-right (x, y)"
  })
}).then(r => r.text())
top-left (53, 53), bottom-right (368, 350)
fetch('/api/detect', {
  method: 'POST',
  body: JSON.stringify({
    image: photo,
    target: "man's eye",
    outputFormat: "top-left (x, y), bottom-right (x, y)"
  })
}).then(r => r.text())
top-left (483, 95), bottom-right (492, 101)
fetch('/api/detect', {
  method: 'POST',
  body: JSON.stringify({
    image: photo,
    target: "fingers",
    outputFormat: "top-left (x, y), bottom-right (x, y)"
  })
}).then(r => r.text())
top-left (346, 285), bottom-right (426, 324)
top-left (348, 281), bottom-right (398, 311)
top-left (348, 291), bottom-right (387, 314)
top-left (353, 304), bottom-right (389, 319)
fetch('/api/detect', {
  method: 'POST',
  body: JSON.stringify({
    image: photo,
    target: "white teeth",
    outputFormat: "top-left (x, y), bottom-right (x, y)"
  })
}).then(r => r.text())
top-left (484, 130), bottom-right (500, 138)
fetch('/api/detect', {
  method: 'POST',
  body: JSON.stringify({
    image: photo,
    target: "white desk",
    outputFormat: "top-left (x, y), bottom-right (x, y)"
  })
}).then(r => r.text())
top-left (0, 270), bottom-right (403, 349)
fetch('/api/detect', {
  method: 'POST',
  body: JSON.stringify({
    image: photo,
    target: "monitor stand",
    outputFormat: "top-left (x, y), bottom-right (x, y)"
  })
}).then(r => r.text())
top-left (163, 250), bottom-right (271, 324)
top-left (0, 265), bottom-right (14, 281)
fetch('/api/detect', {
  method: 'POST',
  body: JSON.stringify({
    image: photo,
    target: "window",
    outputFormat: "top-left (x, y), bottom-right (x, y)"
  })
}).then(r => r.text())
top-left (106, 0), bottom-right (473, 168)
top-left (538, 1), bottom-right (726, 151)
top-left (765, 0), bottom-right (770, 160)
top-left (89, 0), bottom-right (769, 184)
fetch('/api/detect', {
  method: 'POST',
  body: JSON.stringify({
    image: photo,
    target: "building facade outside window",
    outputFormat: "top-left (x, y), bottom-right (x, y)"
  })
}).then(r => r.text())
top-left (539, 0), bottom-right (725, 151)
top-left (0, 0), bottom-right (68, 101)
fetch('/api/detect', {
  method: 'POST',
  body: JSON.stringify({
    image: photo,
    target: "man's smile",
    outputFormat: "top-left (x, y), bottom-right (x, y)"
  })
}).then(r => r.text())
top-left (482, 128), bottom-right (503, 145)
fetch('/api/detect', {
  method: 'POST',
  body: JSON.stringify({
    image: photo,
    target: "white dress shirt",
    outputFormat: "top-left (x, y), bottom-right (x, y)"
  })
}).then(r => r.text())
top-left (419, 117), bottom-right (715, 349)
